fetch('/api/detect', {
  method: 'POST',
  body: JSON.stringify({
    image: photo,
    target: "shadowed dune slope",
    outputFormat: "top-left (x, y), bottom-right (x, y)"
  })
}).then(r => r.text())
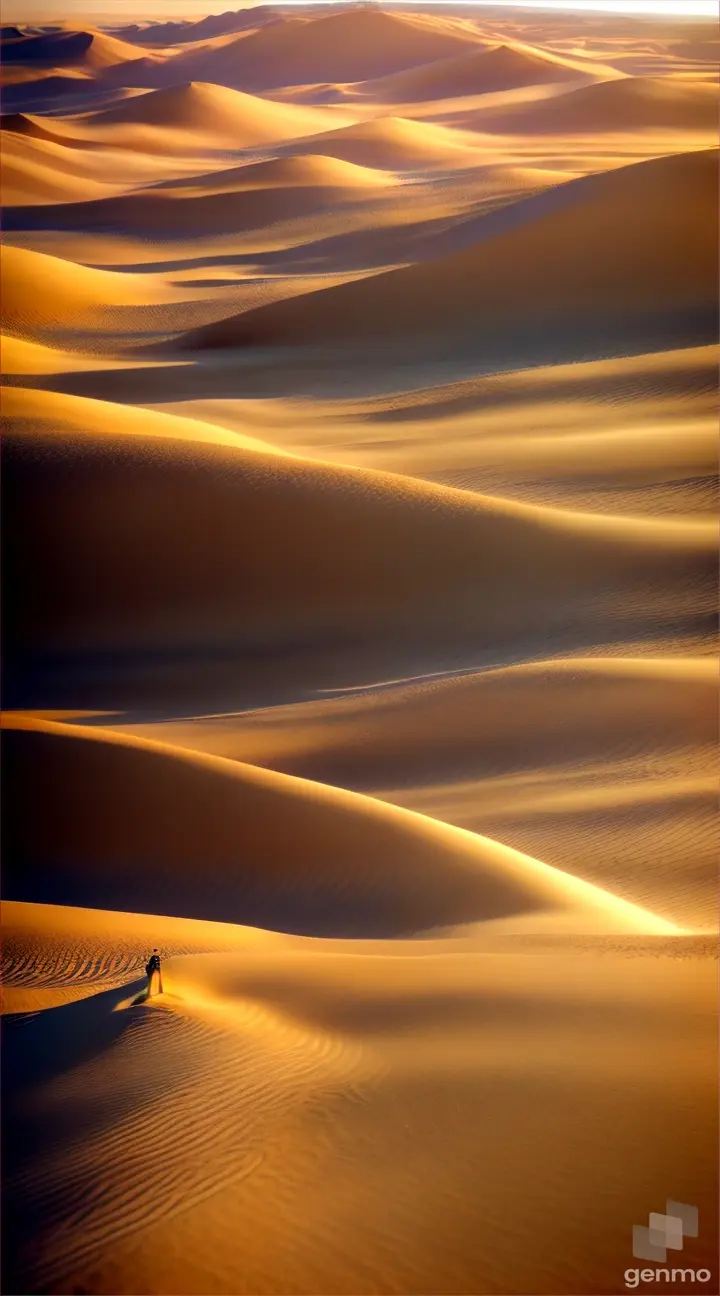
top-left (0, 28), bottom-right (145, 68)
top-left (9, 177), bottom-right (384, 239)
top-left (364, 40), bottom-right (609, 103)
top-left (476, 75), bottom-right (719, 134)
top-left (3, 387), bottom-right (713, 687)
top-left (178, 147), bottom-right (718, 353)
top-left (160, 9), bottom-right (482, 90)
top-left (1, 716), bottom-right (677, 937)
top-left (1, 111), bottom-right (94, 145)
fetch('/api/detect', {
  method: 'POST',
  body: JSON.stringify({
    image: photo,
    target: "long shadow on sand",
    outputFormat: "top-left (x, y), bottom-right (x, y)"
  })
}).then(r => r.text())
top-left (1, 979), bottom-right (148, 1296)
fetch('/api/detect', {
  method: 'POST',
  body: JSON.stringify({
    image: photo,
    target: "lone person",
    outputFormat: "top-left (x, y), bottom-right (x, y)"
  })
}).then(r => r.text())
top-left (145, 948), bottom-right (163, 997)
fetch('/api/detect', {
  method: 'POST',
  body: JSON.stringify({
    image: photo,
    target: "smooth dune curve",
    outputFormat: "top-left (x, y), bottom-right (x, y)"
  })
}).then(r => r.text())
top-left (1, 245), bottom-right (173, 335)
top-left (1, 715), bottom-right (678, 936)
top-left (3, 386), bottom-right (713, 697)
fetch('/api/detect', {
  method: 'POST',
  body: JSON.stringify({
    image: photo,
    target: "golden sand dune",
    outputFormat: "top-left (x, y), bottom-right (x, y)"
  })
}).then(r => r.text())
top-left (1, 9), bottom-right (718, 1296)
top-left (78, 80), bottom-right (344, 147)
top-left (363, 40), bottom-right (614, 104)
top-left (178, 147), bottom-right (718, 352)
top-left (3, 920), bottom-right (717, 1294)
top-left (168, 346), bottom-right (717, 514)
top-left (1, 900), bottom-right (269, 1013)
top-left (473, 73), bottom-right (720, 134)
top-left (126, 658), bottom-right (716, 929)
top-left (398, 770), bottom-right (718, 931)
top-left (158, 8), bottom-right (482, 91)
top-left (21, 154), bottom-right (394, 239)
top-left (2, 110), bottom-right (90, 144)
top-left (154, 153), bottom-right (396, 195)
top-left (283, 114), bottom-right (483, 169)
top-left (1, 245), bottom-right (174, 336)
top-left (1, 132), bottom-right (119, 204)
top-left (1, 333), bottom-right (164, 375)
top-left (4, 385), bottom-right (713, 684)
top-left (2, 714), bottom-right (678, 937)
top-left (0, 122), bottom-right (213, 206)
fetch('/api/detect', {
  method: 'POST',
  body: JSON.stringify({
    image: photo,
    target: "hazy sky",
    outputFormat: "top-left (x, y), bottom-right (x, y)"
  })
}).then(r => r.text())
top-left (6, 0), bottom-right (717, 21)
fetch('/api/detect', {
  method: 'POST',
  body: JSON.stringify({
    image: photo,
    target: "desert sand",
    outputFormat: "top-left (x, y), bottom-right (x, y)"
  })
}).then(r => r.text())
top-left (1, 4), bottom-right (718, 1295)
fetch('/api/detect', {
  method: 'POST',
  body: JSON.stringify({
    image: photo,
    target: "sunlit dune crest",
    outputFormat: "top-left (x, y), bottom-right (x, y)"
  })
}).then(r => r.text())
top-left (1, 714), bottom-right (681, 937)
top-left (1, 5), bottom-right (717, 1295)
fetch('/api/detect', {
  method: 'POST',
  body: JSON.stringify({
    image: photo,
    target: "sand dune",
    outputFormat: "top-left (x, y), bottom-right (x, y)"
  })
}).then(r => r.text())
top-left (2, 9), bottom-right (717, 1296)
top-left (153, 153), bottom-right (396, 195)
top-left (4, 385), bottom-right (713, 707)
top-left (282, 115), bottom-right (483, 169)
top-left (80, 80), bottom-right (340, 146)
top-left (0, 28), bottom-right (146, 69)
top-left (364, 40), bottom-right (611, 103)
top-left (125, 657), bottom-right (717, 787)
top-left (1, 132), bottom-right (119, 204)
top-left (0, 72), bottom-right (121, 115)
top-left (2, 899), bottom-right (272, 1013)
top-left (474, 73), bottom-right (720, 134)
top-left (2, 110), bottom-right (91, 144)
top-left (0, 121), bottom-right (203, 205)
top-left (8, 150), bottom-right (392, 238)
top-left (124, 657), bottom-right (716, 929)
top-left (163, 345), bottom-right (717, 511)
top-left (11, 176), bottom-right (385, 239)
top-left (1, 245), bottom-right (173, 336)
top-left (4, 925), bottom-right (716, 1296)
top-left (113, 6), bottom-right (279, 48)
top-left (154, 9), bottom-right (483, 91)
top-left (179, 147), bottom-right (717, 353)
top-left (2, 714), bottom-right (679, 937)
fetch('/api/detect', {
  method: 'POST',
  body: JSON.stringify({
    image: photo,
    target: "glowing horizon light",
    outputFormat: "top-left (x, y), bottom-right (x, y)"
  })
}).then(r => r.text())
top-left (284, 0), bottom-right (719, 13)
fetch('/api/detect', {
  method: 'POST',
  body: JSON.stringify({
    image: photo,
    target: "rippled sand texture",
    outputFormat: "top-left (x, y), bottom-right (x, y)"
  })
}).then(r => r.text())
top-left (1, 5), bottom-right (718, 1295)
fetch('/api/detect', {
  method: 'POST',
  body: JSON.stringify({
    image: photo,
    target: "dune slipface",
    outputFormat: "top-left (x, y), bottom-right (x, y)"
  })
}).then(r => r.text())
top-left (1, 6), bottom-right (718, 1296)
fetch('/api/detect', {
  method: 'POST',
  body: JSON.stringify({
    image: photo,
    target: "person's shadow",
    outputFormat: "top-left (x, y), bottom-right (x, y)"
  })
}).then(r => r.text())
top-left (2, 977), bottom-right (148, 1296)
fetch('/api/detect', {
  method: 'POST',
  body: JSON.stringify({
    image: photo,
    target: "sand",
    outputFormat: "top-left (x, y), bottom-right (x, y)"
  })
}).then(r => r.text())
top-left (177, 147), bottom-right (718, 354)
top-left (1, 6), bottom-right (718, 1296)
